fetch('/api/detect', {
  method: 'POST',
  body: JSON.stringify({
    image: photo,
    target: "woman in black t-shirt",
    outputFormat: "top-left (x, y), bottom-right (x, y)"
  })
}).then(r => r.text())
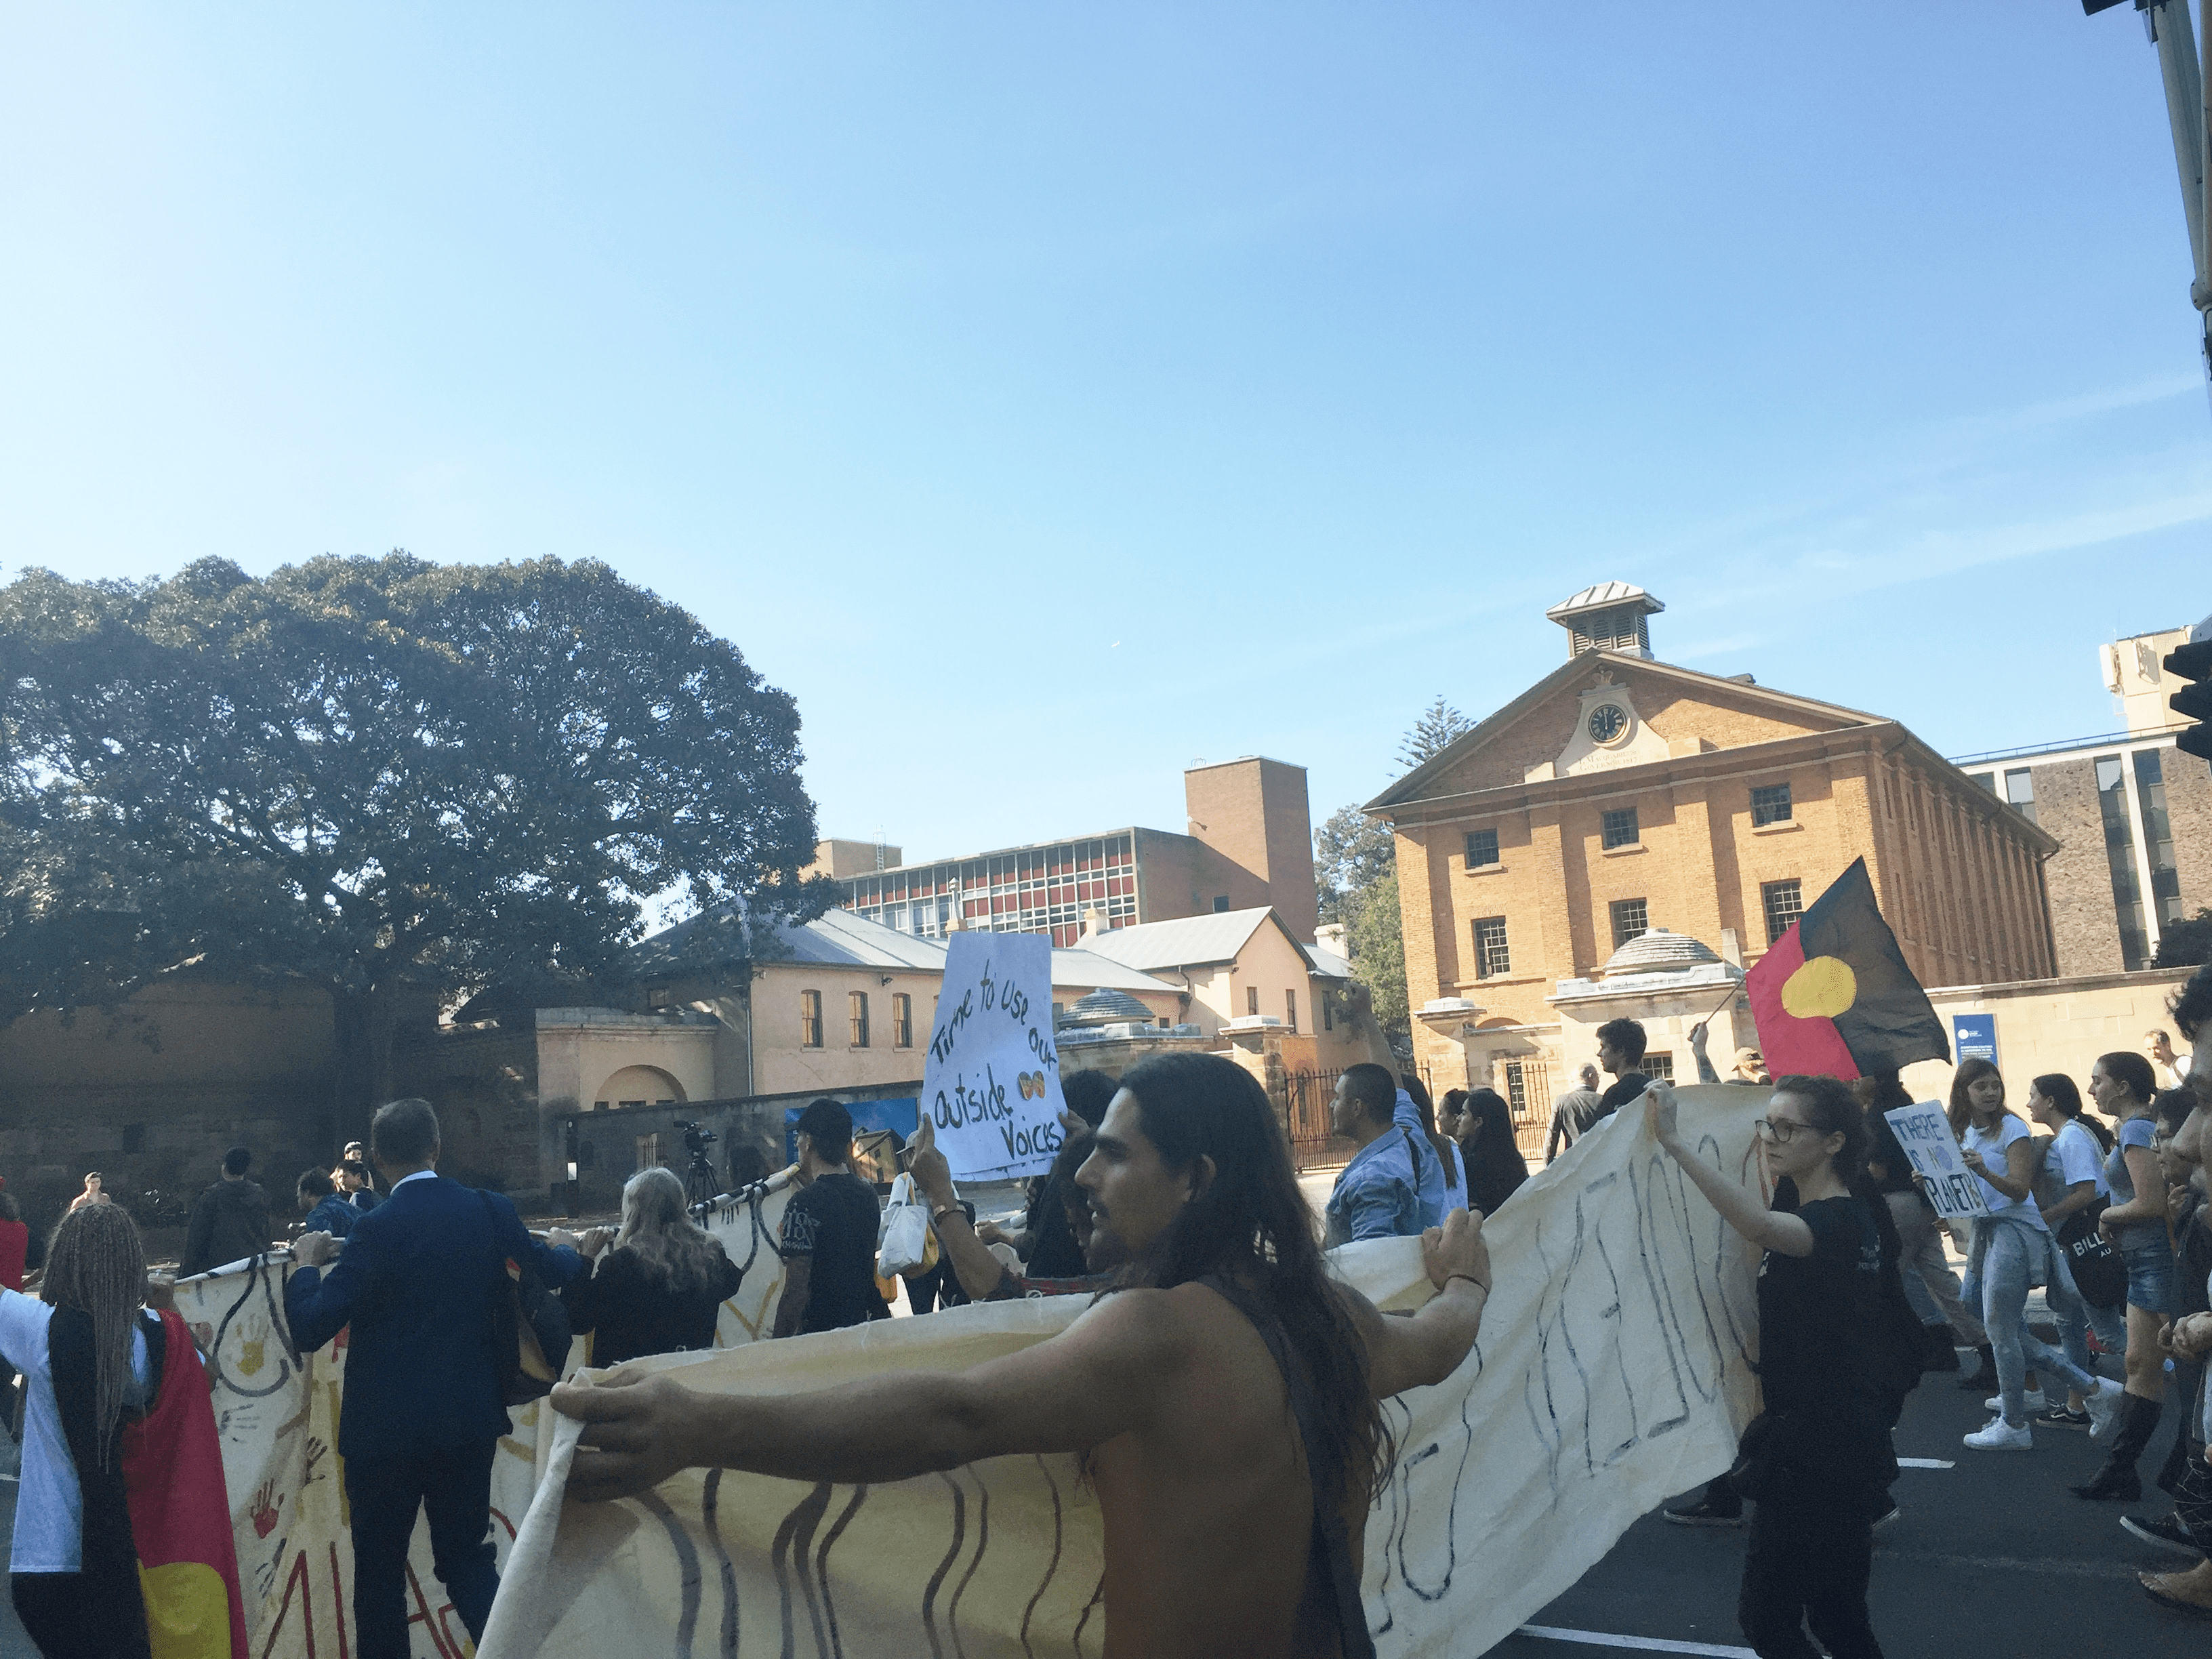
top-left (563, 1167), bottom-right (743, 1368)
top-left (1649, 1074), bottom-right (1893, 1659)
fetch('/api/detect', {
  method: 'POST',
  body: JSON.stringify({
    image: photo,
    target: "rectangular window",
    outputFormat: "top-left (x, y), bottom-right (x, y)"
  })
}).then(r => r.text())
top-left (1465, 827), bottom-right (1500, 868)
top-left (1473, 916), bottom-right (1511, 978)
top-left (1644, 1053), bottom-right (1675, 1082)
top-left (1751, 783), bottom-right (1793, 827)
top-left (851, 991), bottom-right (870, 1047)
top-left (1246, 985), bottom-right (1260, 1017)
top-left (1610, 897), bottom-right (1649, 949)
top-left (1213, 895), bottom-right (1231, 912)
top-left (1968, 772), bottom-right (1996, 796)
top-left (1504, 1061), bottom-right (1529, 1118)
top-left (893, 992), bottom-right (913, 1049)
top-left (1285, 989), bottom-right (1298, 1031)
top-left (2002, 767), bottom-right (2037, 826)
top-left (800, 989), bottom-right (823, 1048)
top-left (1322, 994), bottom-right (1334, 1031)
top-left (1761, 879), bottom-right (1804, 945)
top-left (636, 1133), bottom-right (663, 1173)
top-left (1601, 807), bottom-right (1639, 849)
top-left (2135, 750), bottom-right (2184, 931)
top-left (2097, 754), bottom-right (2150, 969)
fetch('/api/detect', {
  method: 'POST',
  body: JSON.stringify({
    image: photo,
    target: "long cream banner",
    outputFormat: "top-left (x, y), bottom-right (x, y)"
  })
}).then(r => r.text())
top-left (172, 1181), bottom-right (795, 1658)
top-left (179, 1088), bottom-right (1763, 1657)
top-left (475, 1086), bottom-right (1766, 1659)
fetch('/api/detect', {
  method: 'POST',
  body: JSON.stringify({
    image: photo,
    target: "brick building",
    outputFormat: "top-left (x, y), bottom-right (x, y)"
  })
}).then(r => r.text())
top-left (819, 756), bottom-right (1322, 946)
top-left (1950, 621), bottom-right (2212, 975)
top-left (1368, 584), bottom-right (2058, 1106)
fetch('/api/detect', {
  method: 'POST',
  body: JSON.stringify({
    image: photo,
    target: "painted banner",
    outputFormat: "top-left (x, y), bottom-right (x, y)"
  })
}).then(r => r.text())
top-left (922, 932), bottom-right (1068, 1183)
top-left (1881, 1099), bottom-right (1987, 1222)
top-left (476, 1085), bottom-right (1768, 1659)
top-left (171, 1178), bottom-right (794, 1658)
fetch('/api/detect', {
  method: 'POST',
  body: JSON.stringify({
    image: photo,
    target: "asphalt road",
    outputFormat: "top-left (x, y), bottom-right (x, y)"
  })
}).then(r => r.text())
top-left (1489, 1351), bottom-right (2209, 1658)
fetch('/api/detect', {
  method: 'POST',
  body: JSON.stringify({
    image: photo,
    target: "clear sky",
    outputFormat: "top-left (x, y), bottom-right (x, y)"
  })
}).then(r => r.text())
top-left (5, 3), bottom-right (2209, 866)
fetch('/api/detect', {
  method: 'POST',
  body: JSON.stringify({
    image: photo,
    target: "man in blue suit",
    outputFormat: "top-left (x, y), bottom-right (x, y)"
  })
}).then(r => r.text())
top-left (287, 1097), bottom-right (583, 1658)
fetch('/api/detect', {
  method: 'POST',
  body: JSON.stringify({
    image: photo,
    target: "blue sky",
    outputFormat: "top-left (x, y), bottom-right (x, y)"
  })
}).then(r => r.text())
top-left (5, 3), bottom-right (2208, 866)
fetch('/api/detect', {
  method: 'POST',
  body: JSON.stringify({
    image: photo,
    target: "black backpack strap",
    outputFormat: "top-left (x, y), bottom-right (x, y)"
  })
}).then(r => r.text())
top-left (1197, 1273), bottom-right (1375, 1659)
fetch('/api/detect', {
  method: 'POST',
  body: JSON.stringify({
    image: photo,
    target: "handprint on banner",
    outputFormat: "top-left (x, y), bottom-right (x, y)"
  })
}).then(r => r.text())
top-left (303, 1436), bottom-right (327, 1483)
top-left (251, 1480), bottom-right (285, 1538)
top-left (234, 1313), bottom-right (270, 1378)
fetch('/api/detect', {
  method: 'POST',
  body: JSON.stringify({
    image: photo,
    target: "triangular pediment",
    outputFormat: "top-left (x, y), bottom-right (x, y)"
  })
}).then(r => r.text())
top-left (1366, 653), bottom-right (1879, 813)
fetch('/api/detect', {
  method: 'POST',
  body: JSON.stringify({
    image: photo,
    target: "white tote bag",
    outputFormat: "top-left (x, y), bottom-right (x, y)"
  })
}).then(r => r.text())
top-left (876, 1172), bottom-right (937, 1279)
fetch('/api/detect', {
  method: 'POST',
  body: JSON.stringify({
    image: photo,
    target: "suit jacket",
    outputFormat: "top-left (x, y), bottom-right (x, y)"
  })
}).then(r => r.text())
top-left (284, 1174), bottom-right (581, 1459)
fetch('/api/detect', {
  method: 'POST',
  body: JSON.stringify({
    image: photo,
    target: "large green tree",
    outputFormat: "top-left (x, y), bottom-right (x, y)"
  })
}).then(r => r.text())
top-left (1, 554), bottom-right (833, 1138)
top-left (1313, 804), bottom-right (1408, 1049)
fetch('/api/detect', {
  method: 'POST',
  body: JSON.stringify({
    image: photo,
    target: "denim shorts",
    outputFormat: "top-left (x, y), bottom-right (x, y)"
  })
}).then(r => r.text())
top-left (2122, 1237), bottom-right (2179, 1316)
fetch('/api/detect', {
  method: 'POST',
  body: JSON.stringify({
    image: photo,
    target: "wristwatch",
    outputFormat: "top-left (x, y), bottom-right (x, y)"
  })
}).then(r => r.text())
top-left (931, 1202), bottom-right (964, 1227)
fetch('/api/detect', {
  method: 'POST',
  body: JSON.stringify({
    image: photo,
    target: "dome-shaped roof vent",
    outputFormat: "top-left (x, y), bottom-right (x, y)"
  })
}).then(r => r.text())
top-left (1598, 926), bottom-right (1721, 979)
top-left (1061, 987), bottom-right (1156, 1028)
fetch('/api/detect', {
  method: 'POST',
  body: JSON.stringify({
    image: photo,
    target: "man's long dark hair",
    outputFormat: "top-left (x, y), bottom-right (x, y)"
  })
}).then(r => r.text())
top-left (1109, 1052), bottom-right (1389, 1513)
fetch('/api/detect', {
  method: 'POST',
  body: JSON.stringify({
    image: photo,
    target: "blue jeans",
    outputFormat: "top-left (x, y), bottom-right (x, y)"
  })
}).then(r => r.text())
top-left (1975, 1217), bottom-right (2098, 1425)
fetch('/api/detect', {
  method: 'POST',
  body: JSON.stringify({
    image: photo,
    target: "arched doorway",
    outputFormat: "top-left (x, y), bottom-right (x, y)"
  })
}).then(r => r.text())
top-left (593, 1065), bottom-right (687, 1111)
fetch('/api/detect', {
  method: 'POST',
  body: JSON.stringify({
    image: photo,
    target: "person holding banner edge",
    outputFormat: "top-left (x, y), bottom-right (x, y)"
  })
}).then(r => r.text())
top-left (554, 1052), bottom-right (1491, 1659)
top-left (1644, 1074), bottom-right (1892, 1659)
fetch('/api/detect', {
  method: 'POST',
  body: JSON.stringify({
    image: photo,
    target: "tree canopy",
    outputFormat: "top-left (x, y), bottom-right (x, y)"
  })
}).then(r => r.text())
top-left (1396, 695), bottom-right (1475, 772)
top-left (1313, 803), bottom-right (1408, 1050)
top-left (1, 553), bottom-right (833, 1132)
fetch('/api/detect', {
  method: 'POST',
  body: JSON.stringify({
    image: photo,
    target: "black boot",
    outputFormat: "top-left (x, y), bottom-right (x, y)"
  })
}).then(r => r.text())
top-left (2073, 1393), bottom-right (2162, 1501)
top-left (1923, 1326), bottom-right (1962, 1373)
top-left (1957, 1344), bottom-right (1997, 1391)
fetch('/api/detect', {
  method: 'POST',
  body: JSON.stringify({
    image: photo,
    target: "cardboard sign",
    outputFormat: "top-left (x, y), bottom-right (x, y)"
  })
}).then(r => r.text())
top-left (1883, 1099), bottom-right (1988, 1221)
top-left (922, 932), bottom-right (1067, 1181)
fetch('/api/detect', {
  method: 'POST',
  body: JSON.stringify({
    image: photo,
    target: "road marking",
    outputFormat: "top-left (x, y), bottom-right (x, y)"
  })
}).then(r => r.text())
top-left (1515, 1627), bottom-right (1757, 1657)
top-left (1874, 1549), bottom-right (2142, 1578)
top-left (1896, 1456), bottom-right (1954, 1468)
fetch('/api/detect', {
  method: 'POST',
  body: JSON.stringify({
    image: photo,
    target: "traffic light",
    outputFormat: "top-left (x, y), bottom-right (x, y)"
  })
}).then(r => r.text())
top-left (2168, 634), bottom-right (2212, 763)
top-left (2079, 0), bottom-right (2134, 14)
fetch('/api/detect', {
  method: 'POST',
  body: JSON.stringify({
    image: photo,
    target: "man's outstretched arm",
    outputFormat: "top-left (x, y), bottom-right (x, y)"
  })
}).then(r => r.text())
top-left (553, 1279), bottom-right (1184, 1501)
top-left (1347, 1208), bottom-right (1490, 1398)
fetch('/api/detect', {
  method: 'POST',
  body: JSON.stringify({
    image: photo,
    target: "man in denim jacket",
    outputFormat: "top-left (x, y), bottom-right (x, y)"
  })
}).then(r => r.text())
top-left (1324, 1063), bottom-right (1445, 1246)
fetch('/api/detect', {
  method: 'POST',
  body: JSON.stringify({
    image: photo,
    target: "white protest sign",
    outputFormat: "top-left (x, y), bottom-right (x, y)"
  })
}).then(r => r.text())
top-left (1883, 1099), bottom-right (1988, 1221)
top-left (923, 931), bottom-right (1067, 1181)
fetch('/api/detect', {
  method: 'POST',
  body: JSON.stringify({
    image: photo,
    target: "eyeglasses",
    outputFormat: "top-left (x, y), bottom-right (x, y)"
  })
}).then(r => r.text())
top-left (1753, 1118), bottom-right (1809, 1144)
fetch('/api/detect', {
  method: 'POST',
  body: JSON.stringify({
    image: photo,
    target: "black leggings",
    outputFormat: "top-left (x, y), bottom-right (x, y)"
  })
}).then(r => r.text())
top-left (1738, 1489), bottom-right (1885, 1659)
top-left (12, 1569), bottom-right (150, 1659)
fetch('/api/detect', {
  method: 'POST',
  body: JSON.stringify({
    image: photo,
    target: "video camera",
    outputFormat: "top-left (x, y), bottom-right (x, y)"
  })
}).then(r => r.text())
top-left (676, 1120), bottom-right (717, 1155)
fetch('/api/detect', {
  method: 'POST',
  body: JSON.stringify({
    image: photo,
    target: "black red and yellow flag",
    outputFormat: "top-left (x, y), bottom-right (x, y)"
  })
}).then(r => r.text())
top-left (1746, 857), bottom-right (1949, 1082)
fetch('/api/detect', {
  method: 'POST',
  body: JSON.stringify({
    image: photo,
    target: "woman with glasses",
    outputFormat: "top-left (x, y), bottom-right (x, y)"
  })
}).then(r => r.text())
top-left (2075, 1050), bottom-right (2177, 1500)
top-left (1646, 1073), bottom-right (1892, 1659)
top-left (1949, 1059), bottom-right (2121, 1452)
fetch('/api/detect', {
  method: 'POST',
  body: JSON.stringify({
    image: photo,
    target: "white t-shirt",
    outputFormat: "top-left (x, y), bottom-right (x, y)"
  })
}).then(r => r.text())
top-left (0, 1288), bottom-right (175, 1573)
top-left (2051, 1119), bottom-right (2110, 1199)
top-left (1964, 1116), bottom-right (2047, 1230)
top-left (1442, 1142), bottom-right (1469, 1214)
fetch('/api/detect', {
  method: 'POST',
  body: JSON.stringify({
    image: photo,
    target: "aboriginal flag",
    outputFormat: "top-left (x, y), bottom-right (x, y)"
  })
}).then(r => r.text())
top-left (1746, 858), bottom-right (1949, 1082)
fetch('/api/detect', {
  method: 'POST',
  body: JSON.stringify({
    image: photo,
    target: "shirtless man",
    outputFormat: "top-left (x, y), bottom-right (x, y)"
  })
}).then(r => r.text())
top-left (552, 1050), bottom-right (1488, 1659)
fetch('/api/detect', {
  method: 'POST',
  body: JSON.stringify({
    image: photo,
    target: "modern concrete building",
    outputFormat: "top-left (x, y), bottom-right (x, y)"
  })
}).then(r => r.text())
top-left (1369, 584), bottom-right (2059, 1111)
top-left (823, 756), bottom-right (1322, 947)
top-left (1949, 621), bottom-right (2212, 975)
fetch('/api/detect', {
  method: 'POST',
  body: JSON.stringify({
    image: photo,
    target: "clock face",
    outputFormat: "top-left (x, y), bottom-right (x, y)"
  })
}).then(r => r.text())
top-left (1587, 703), bottom-right (1629, 744)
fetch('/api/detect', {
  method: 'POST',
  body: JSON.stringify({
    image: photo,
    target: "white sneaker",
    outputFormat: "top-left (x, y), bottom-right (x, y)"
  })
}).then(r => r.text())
top-left (1964, 1416), bottom-right (2033, 1452)
top-left (2086, 1378), bottom-right (2127, 1443)
top-left (1984, 1389), bottom-right (2046, 1413)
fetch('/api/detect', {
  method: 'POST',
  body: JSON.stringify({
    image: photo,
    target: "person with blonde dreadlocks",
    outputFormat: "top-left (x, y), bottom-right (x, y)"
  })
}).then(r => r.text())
top-left (0, 1202), bottom-right (247, 1658)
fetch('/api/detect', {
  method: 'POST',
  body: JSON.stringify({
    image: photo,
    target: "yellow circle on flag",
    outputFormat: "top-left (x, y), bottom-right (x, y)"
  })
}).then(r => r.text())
top-left (1782, 955), bottom-right (1857, 1019)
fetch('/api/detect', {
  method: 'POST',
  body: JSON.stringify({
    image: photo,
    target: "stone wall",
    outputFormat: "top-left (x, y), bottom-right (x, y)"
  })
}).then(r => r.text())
top-left (1898, 966), bottom-right (2198, 1105)
top-left (2034, 756), bottom-right (2123, 978)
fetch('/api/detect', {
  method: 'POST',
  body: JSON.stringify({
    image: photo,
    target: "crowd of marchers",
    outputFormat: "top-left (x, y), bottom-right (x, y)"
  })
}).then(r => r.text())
top-left (3, 969), bottom-right (2212, 1658)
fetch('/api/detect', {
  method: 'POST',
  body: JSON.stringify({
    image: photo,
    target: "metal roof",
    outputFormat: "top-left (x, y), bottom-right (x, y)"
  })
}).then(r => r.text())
top-left (1076, 907), bottom-right (1277, 971)
top-left (1545, 582), bottom-right (1665, 621)
top-left (1302, 941), bottom-right (1355, 979)
top-left (634, 901), bottom-right (1174, 991)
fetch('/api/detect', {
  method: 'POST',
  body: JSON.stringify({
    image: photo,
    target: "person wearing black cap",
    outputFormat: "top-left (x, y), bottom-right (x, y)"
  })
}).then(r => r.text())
top-left (772, 1099), bottom-right (890, 1338)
